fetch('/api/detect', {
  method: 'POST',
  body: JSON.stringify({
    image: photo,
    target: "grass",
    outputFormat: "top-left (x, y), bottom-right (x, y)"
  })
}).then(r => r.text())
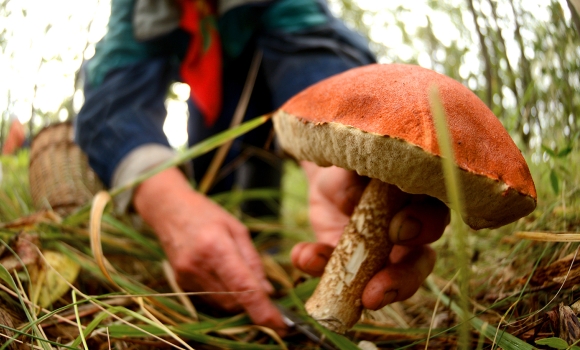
top-left (0, 117), bottom-right (579, 349)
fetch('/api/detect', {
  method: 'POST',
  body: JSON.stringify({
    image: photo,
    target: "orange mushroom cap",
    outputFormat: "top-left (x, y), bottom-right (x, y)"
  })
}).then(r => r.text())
top-left (273, 63), bottom-right (537, 229)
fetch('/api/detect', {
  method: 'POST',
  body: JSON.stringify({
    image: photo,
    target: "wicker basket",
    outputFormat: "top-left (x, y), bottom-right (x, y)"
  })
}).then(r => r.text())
top-left (29, 122), bottom-right (103, 216)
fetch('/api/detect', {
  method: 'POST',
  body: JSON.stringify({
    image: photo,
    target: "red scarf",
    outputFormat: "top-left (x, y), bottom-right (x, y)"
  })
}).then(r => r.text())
top-left (178, 0), bottom-right (222, 127)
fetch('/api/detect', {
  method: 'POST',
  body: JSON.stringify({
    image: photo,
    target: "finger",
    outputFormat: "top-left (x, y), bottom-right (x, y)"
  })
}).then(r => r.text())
top-left (362, 245), bottom-right (436, 310)
top-left (226, 220), bottom-right (274, 294)
top-left (188, 276), bottom-right (243, 312)
top-left (314, 166), bottom-right (368, 216)
top-left (389, 196), bottom-right (450, 245)
top-left (291, 242), bottom-right (334, 276)
top-left (210, 237), bottom-right (287, 333)
top-left (307, 167), bottom-right (367, 245)
top-left (170, 247), bottom-right (243, 312)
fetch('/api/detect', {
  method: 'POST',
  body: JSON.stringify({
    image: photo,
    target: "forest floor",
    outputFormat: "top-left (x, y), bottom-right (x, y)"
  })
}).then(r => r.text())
top-left (0, 140), bottom-right (579, 350)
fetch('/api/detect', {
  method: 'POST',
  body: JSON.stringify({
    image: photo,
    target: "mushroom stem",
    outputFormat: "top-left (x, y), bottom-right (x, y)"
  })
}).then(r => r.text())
top-left (305, 178), bottom-right (411, 334)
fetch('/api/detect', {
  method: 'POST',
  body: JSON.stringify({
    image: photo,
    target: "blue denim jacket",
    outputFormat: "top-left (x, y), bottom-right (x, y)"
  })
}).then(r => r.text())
top-left (75, 0), bottom-right (375, 198)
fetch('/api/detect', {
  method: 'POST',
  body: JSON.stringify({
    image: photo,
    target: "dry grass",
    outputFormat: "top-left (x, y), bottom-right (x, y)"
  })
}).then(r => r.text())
top-left (0, 136), bottom-right (579, 349)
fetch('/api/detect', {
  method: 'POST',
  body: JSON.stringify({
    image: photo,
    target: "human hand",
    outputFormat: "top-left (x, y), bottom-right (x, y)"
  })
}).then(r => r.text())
top-left (291, 162), bottom-right (450, 310)
top-left (133, 167), bottom-right (286, 333)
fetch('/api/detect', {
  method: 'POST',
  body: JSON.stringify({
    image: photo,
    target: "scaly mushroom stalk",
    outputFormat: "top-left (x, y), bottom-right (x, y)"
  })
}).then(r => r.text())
top-left (305, 179), bottom-right (410, 334)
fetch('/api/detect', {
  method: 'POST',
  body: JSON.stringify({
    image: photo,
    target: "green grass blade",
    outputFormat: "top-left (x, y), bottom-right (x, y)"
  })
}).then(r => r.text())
top-left (211, 188), bottom-right (280, 211)
top-left (70, 310), bottom-right (110, 348)
top-left (279, 283), bottom-right (361, 350)
top-left (53, 242), bottom-right (195, 319)
top-left (426, 277), bottom-right (535, 350)
top-left (276, 277), bottom-right (319, 308)
top-left (351, 324), bottom-right (447, 335)
top-left (0, 323), bottom-right (79, 350)
top-left (106, 323), bottom-right (283, 349)
top-left (101, 214), bottom-right (165, 259)
top-left (109, 115), bottom-right (270, 198)
top-left (70, 305), bottom-right (190, 349)
top-left (72, 290), bottom-right (89, 350)
top-left (0, 240), bottom-right (52, 350)
top-left (64, 114), bottom-right (270, 225)
top-left (0, 261), bottom-right (17, 292)
top-left (430, 87), bottom-right (471, 349)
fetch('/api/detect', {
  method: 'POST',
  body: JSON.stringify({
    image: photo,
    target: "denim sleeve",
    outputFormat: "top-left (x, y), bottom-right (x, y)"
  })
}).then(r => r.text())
top-left (75, 57), bottom-right (176, 187)
top-left (258, 3), bottom-right (376, 109)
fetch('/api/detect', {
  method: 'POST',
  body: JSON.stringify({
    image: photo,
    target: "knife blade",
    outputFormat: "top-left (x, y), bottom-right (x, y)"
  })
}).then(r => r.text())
top-left (276, 303), bottom-right (338, 350)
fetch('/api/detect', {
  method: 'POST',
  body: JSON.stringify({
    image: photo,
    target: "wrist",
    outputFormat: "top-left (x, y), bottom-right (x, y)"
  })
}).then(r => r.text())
top-left (133, 167), bottom-right (202, 233)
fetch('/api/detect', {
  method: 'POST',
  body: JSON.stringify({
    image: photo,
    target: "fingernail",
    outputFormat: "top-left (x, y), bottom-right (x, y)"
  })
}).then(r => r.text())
top-left (305, 253), bottom-right (327, 273)
top-left (381, 290), bottom-right (398, 307)
top-left (397, 217), bottom-right (422, 242)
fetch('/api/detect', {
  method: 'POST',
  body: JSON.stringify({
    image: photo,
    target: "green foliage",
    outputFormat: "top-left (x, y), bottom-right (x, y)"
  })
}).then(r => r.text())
top-left (0, 150), bottom-right (33, 222)
top-left (541, 132), bottom-right (578, 195)
top-left (536, 337), bottom-right (580, 350)
top-left (0, 258), bottom-right (17, 291)
top-left (330, 0), bottom-right (579, 157)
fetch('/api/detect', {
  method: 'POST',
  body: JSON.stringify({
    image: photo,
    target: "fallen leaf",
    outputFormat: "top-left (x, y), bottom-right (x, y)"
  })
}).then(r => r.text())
top-left (29, 251), bottom-right (81, 308)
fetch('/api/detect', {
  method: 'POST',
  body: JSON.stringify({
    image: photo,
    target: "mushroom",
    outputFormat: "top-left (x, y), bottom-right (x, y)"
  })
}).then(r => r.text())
top-left (272, 63), bottom-right (537, 334)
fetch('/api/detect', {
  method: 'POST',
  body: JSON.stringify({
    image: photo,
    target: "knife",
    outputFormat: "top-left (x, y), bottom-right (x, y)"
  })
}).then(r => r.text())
top-left (276, 303), bottom-right (338, 350)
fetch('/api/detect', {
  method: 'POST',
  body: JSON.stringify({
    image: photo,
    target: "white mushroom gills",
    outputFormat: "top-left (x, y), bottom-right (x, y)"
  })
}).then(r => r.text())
top-left (305, 179), bottom-right (411, 334)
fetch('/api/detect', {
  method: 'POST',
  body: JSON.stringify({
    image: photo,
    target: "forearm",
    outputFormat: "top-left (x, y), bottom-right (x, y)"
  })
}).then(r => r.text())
top-left (132, 167), bottom-right (201, 245)
top-left (75, 58), bottom-right (176, 188)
